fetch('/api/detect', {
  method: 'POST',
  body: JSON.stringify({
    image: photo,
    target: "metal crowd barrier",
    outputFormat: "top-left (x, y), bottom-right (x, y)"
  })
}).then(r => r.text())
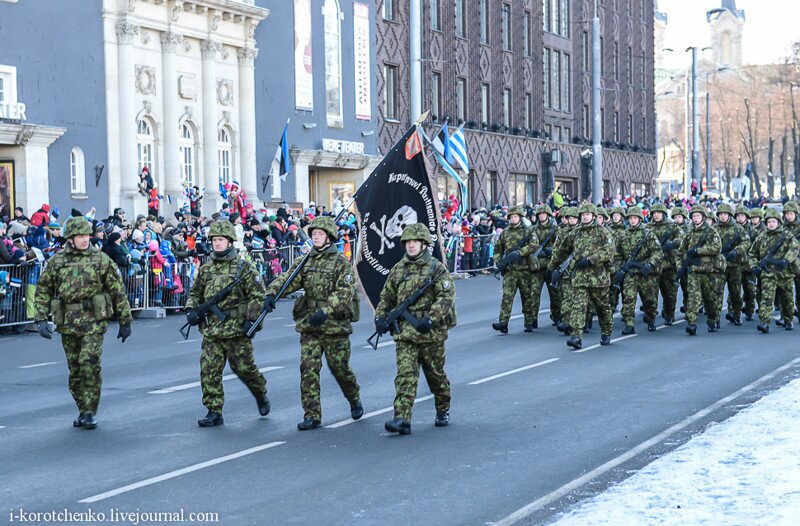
top-left (443, 233), bottom-right (497, 274)
top-left (0, 262), bottom-right (37, 328)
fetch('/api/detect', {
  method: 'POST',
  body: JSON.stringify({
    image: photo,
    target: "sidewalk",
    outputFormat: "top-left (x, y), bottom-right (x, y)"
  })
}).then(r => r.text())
top-left (551, 376), bottom-right (800, 526)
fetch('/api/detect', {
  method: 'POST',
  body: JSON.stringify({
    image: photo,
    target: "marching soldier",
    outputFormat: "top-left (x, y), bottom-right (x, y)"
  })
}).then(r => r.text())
top-left (264, 216), bottom-right (363, 430)
top-left (677, 205), bottom-right (723, 335)
top-left (492, 206), bottom-right (539, 333)
top-left (608, 207), bottom-right (627, 310)
top-left (552, 206), bottom-right (580, 334)
top-left (647, 203), bottom-right (684, 325)
top-left (735, 206), bottom-right (757, 321)
top-left (34, 216), bottom-right (133, 429)
top-left (550, 203), bottom-right (615, 350)
top-left (671, 206), bottom-right (691, 315)
top-left (616, 207), bottom-right (662, 334)
top-left (715, 203), bottom-right (750, 326)
top-left (185, 220), bottom-right (269, 427)
top-left (750, 208), bottom-right (766, 236)
top-left (531, 205), bottom-right (560, 327)
top-left (749, 208), bottom-right (799, 332)
top-left (376, 223), bottom-right (456, 435)
top-left (781, 201), bottom-right (800, 323)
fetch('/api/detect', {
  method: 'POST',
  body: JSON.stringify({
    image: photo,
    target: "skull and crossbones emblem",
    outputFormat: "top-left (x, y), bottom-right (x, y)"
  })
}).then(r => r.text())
top-left (369, 206), bottom-right (418, 255)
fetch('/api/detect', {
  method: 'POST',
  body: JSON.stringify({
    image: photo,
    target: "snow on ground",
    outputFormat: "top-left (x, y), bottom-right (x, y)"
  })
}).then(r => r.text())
top-left (550, 377), bottom-right (800, 526)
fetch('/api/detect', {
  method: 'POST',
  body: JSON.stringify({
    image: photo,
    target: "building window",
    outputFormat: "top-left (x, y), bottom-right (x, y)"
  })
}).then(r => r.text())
top-left (456, 77), bottom-right (467, 121)
top-left (627, 114), bottom-right (633, 144)
top-left (481, 83), bottom-right (490, 125)
top-left (323, 0), bottom-right (343, 128)
top-left (582, 105), bottom-right (590, 139)
top-left (502, 3), bottom-right (512, 51)
top-left (554, 126), bottom-right (561, 143)
top-left (613, 42), bottom-right (619, 81)
top-left (524, 92), bottom-right (532, 130)
top-left (544, 123), bottom-right (552, 139)
top-left (384, 64), bottom-right (398, 120)
top-left (480, 0), bottom-right (489, 44)
top-left (641, 116), bottom-right (647, 147)
top-left (69, 147), bottom-right (86, 195)
top-left (564, 127), bottom-right (571, 142)
top-left (600, 108), bottom-right (605, 139)
top-left (543, 0), bottom-right (551, 32)
top-left (640, 51), bottom-right (646, 82)
top-left (179, 122), bottom-right (196, 186)
top-left (431, 0), bottom-right (441, 30)
top-left (553, 0), bottom-right (560, 35)
top-left (509, 174), bottom-right (536, 206)
top-left (383, 0), bottom-right (395, 21)
top-left (523, 11), bottom-right (531, 56)
top-left (503, 88), bottom-right (511, 128)
top-left (553, 50), bottom-right (561, 111)
top-left (543, 48), bottom-right (551, 108)
top-left (488, 170), bottom-right (498, 207)
top-left (218, 127), bottom-right (233, 185)
top-left (600, 37), bottom-right (605, 75)
top-left (560, 0), bottom-right (570, 37)
top-left (455, 0), bottom-right (466, 38)
top-left (431, 72), bottom-right (442, 120)
top-left (563, 53), bottom-right (571, 112)
top-left (627, 46), bottom-right (633, 84)
top-left (613, 111), bottom-right (619, 142)
top-left (0, 77), bottom-right (5, 103)
top-left (582, 31), bottom-right (589, 72)
top-left (136, 118), bottom-right (155, 180)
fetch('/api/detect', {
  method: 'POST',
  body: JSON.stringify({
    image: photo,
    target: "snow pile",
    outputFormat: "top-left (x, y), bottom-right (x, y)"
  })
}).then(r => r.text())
top-left (551, 378), bottom-right (800, 526)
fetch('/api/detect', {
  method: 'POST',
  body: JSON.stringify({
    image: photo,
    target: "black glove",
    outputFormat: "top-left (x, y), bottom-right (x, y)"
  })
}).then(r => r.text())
top-left (506, 250), bottom-right (522, 264)
top-left (243, 319), bottom-right (259, 337)
top-left (188, 250), bottom-right (198, 257)
top-left (725, 249), bottom-right (738, 262)
top-left (185, 308), bottom-right (200, 326)
top-left (640, 263), bottom-right (653, 277)
top-left (36, 320), bottom-right (53, 340)
top-left (662, 241), bottom-right (677, 251)
top-left (308, 309), bottom-right (328, 327)
top-left (687, 247), bottom-right (699, 258)
top-left (751, 266), bottom-right (763, 277)
top-left (543, 247), bottom-right (553, 257)
top-left (117, 323), bottom-right (131, 343)
top-left (375, 316), bottom-right (390, 335)
top-left (768, 258), bottom-right (789, 270)
top-left (613, 270), bottom-right (626, 282)
top-left (415, 316), bottom-right (434, 334)
top-left (576, 257), bottom-right (592, 269)
top-left (263, 295), bottom-right (277, 313)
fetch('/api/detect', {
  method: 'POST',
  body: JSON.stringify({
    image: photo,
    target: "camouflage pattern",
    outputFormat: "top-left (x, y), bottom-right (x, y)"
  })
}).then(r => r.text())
top-left (617, 221), bottom-right (662, 326)
top-left (678, 221), bottom-right (724, 324)
top-left (714, 218), bottom-right (750, 317)
top-left (308, 216), bottom-right (339, 241)
top-left (401, 222), bottom-right (433, 244)
top-left (608, 210), bottom-right (628, 309)
top-left (647, 216), bottom-right (685, 320)
top-left (62, 333), bottom-right (104, 413)
top-left (550, 221), bottom-right (577, 323)
top-left (200, 337), bottom-right (266, 412)
top-left (779, 209), bottom-right (800, 316)
top-left (532, 218), bottom-right (560, 322)
top-left (748, 223), bottom-right (800, 326)
top-left (494, 221), bottom-right (539, 324)
top-left (737, 210), bottom-right (758, 316)
top-left (208, 220), bottom-right (237, 242)
top-left (299, 334), bottom-right (360, 422)
top-left (393, 342), bottom-right (450, 422)
top-left (63, 216), bottom-right (93, 238)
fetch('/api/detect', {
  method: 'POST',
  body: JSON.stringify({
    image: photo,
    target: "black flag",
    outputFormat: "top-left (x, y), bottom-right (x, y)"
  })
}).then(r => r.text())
top-left (354, 125), bottom-right (444, 310)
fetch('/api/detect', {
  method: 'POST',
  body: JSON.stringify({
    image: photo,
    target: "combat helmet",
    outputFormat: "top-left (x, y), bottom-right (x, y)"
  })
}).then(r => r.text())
top-left (63, 217), bottom-right (93, 238)
top-left (671, 206), bottom-right (688, 219)
top-left (750, 208), bottom-right (764, 219)
top-left (535, 204), bottom-right (553, 216)
top-left (508, 206), bottom-right (525, 218)
top-left (783, 201), bottom-right (799, 214)
top-left (596, 207), bottom-right (610, 219)
top-left (734, 205), bottom-right (750, 218)
top-left (689, 204), bottom-right (706, 218)
top-left (208, 220), bottom-right (237, 242)
top-left (610, 206), bottom-right (626, 219)
top-left (308, 216), bottom-right (338, 241)
top-left (650, 203), bottom-right (668, 215)
top-left (401, 223), bottom-right (433, 244)
top-left (626, 206), bottom-right (644, 220)
top-left (716, 203), bottom-right (734, 216)
top-left (764, 208), bottom-right (782, 222)
top-left (561, 206), bottom-right (579, 219)
top-left (578, 203), bottom-right (596, 216)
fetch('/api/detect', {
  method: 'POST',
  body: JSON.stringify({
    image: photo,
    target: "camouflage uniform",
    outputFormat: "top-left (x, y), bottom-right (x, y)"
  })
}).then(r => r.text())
top-left (550, 204), bottom-right (615, 349)
top-left (531, 205), bottom-right (560, 325)
top-left (646, 203), bottom-right (685, 323)
top-left (376, 224), bottom-right (456, 430)
top-left (186, 221), bottom-right (267, 422)
top-left (34, 217), bottom-right (132, 424)
top-left (748, 209), bottom-right (800, 330)
top-left (678, 205), bottom-right (724, 333)
top-left (608, 207), bottom-right (628, 310)
top-left (494, 206), bottom-right (540, 330)
top-left (714, 204), bottom-right (751, 324)
top-left (671, 206), bottom-right (690, 314)
top-left (551, 207), bottom-right (578, 333)
top-left (780, 201), bottom-right (800, 320)
top-left (266, 216), bottom-right (361, 427)
top-left (616, 207), bottom-right (662, 331)
top-left (736, 206), bottom-right (757, 319)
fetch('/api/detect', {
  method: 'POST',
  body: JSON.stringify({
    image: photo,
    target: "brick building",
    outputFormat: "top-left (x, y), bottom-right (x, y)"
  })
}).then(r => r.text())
top-left (376, 0), bottom-right (657, 208)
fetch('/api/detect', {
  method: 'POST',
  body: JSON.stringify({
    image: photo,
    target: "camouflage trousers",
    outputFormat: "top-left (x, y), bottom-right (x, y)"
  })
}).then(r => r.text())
top-left (658, 269), bottom-right (679, 320)
top-left (759, 276), bottom-right (795, 325)
top-left (722, 266), bottom-right (744, 317)
top-left (393, 341), bottom-right (450, 422)
top-left (532, 270), bottom-right (560, 322)
top-left (741, 269), bottom-right (758, 316)
top-left (569, 286), bottom-right (614, 337)
top-left (62, 333), bottom-right (104, 414)
top-left (499, 270), bottom-right (536, 324)
top-left (685, 272), bottom-right (724, 324)
top-left (621, 274), bottom-right (659, 325)
top-left (609, 283), bottom-right (621, 311)
top-left (299, 334), bottom-right (360, 422)
top-left (200, 336), bottom-right (267, 413)
top-left (679, 274), bottom-right (689, 313)
top-left (559, 278), bottom-right (574, 325)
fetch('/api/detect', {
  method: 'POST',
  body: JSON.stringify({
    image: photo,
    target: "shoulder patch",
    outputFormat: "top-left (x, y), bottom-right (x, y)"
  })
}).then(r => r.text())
top-left (442, 280), bottom-right (452, 290)
top-left (345, 274), bottom-right (354, 283)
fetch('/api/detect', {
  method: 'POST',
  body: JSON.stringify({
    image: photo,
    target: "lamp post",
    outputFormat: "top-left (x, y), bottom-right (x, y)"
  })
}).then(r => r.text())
top-left (591, 0), bottom-right (603, 205)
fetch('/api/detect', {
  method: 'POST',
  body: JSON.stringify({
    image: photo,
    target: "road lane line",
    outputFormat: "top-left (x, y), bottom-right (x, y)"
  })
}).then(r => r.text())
top-left (78, 441), bottom-right (286, 503)
top-left (283, 323), bottom-right (296, 327)
top-left (573, 334), bottom-right (638, 354)
top-left (469, 358), bottom-right (561, 386)
top-left (656, 319), bottom-right (686, 330)
top-left (510, 309), bottom-right (551, 320)
top-left (18, 361), bottom-right (58, 369)
top-left (491, 354), bottom-right (800, 526)
top-left (362, 341), bottom-right (395, 350)
top-left (149, 366), bottom-right (284, 394)
top-left (325, 395), bottom-right (435, 429)
top-left (176, 339), bottom-right (201, 344)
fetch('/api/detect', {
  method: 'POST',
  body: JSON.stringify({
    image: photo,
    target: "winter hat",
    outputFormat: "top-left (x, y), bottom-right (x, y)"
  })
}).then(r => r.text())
top-left (132, 230), bottom-right (144, 242)
top-left (71, 208), bottom-right (84, 217)
top-left (41, 204), bottom-right (50, 212)
top-left (148, 240), bottom-right (159, 251)
top-left (48, 222), bottom-right (61, 229)
top-left (229, 212), bottom-right (240, 223)
top-left (288, 224), bottom-right (298, 231)
top-left (108, 232), bottom-right (121, 243)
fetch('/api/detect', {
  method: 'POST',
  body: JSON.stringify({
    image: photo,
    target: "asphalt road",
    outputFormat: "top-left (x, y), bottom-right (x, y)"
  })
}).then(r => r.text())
top-left (2, 275), bottom-right (799, 525)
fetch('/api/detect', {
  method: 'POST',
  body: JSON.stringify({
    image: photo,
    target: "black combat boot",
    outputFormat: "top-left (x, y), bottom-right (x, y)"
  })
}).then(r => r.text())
top-left (757, 323), bottom-right (770, 334)
top-left (198, 411), bottom-right (224, 427)
top-left (725, 312), bottom-right (734, 323)
top-left (664, 317), bottom-right (674, 326)
top-left (707, 321), bottom-right (718, 333)
top-left (732, 315), bottom-right (742, 326)
top-left (686, 323), bottom-right (697, 336)
top-left (715, 321), bottom-right (721, 329)
top-left (385, 418), bottom-right (412, 435)
top-left (744, 312), bottom-right (754, 321)
top-left (680, 306), bottom-right (686, 314)
top-left (600, 334), bottom-right (612, 346)
top-left (621, 324), bottom-right (635, 335)
top-left (557, 322), bottom-right (572, 334)
top-left (73, 413), bottom-right (86, 428)
top-left (350, 399), bottom-right (364, 420)
top-left (531, 319), bottom-right (538, 329)
top-left (297, 418), bottom-right (321, 431)
top-left (567, 336), bottom-right (582, 350)
top-left (256, 396), bottom-right (270, 417)
top-left (82, 413), bottom-right (97, 430)
top-left (647, 321), bottom-right (657, 332)
top-left (776, 318), bottom-right (785, 327)
top-left (434, 411), bottom-right (450, 427)
top-left (784, 321), bottom-right (794, 331)
top-left (492, 322), bottom-right (509, 334)
top-left (524, 324), bottom-right (534, 333)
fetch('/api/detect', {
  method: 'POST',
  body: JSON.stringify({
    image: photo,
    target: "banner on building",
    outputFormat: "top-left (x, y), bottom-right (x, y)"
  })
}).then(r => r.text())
top-left (353, 2), bottom-right (371, 120)
top-left (354, 125), bottom-right (444, 310)
top-left (294, 0), bottom-right (314, 110)
top-left (0, 161), bottom-right (14, 220)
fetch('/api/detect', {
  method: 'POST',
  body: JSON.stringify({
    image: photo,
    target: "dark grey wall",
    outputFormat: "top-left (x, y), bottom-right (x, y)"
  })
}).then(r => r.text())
top-left (254, 0), bottom-right (377, 201)
top-left (0, 0), bottom-right (108, 216)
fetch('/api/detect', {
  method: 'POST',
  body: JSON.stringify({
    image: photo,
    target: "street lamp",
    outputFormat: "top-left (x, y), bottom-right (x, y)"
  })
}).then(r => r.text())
top-left (591, 0), bottom-right (603, 205)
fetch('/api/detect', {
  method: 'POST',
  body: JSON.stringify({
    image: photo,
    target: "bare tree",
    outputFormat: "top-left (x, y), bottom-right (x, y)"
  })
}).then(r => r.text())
top-left (780, 126), bottom-right (789, 199)
top-left (740, 98), bottom-right (763, 199)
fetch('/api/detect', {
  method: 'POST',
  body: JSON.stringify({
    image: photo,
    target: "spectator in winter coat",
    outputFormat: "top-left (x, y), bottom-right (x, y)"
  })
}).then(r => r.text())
top-left (29, 204), bottom-right (50, 227)
top-left (0, 221), bottom-right (25, 265)
top-left (270, 217), bottom-right (289, 246)
top-left (104, 232), bottom-right (130, 269)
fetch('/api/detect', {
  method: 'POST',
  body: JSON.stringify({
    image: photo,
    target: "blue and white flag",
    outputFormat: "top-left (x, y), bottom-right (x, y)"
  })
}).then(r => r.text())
top-left (448, 125), bottom-right (470, 173)
top-left (420, 125), bottom-right (468, 216)
top-left (270, 119), bottom-right (291, 182)
top-left (431, 122), bottom-right (451, 160)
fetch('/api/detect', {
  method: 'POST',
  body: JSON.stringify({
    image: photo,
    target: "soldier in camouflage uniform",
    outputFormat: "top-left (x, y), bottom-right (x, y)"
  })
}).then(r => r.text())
top-left (715, 203), bottom-right (750, 326)
top-left (34, 216), bottom-right (133, 429)
top-left (616, 207), bottom-right (662, 334)
top-left (647, 203), bottom-right (684, 325)
top-left (671, 206), bottom-right (690, 315)
top-left (185, 221), bottom-right (269, 427)
top-left (376, 223), bottom-right (456, 435)
top-left (780, 201), bottom-right (800, 323)
top-left (749, 208), bottom-right (800, 332)
top-left (735, 206), bottom-right (757, 320)
top-left (531, 205), bottom-right (560, 326)
top-left (608, 207), bottom-right (627, 310)
top-left (552, 207), bottom-right (579, 334)
top-left (550, 203), bottom-right (615, 350)
top-left (492, 206), bottom-right (540, 333)
top-left (677, 205), bottom-right (724, 335)
top-left (265, 216), bottom-right (363, 430)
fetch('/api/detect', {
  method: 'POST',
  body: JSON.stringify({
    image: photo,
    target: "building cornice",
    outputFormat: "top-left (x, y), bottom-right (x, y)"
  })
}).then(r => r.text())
top-left (0, 123), bottom-right (67, 147)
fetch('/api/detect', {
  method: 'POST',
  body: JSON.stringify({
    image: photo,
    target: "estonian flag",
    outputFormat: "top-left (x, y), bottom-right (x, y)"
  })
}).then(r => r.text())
top-left (448, 125), bottom-right (470, 173)
top-left (270, 120), bottom-right (291, 182)
top-left (431, 122), bottom-right (451, 161)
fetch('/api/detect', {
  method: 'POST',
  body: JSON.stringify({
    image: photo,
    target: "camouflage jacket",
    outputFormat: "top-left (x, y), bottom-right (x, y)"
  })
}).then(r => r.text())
top-left (495, 223), bottom-right (539, 273)
top-left (266, 244), bottom-right (357, 336)
top-left (550, 222), bottom-right (615, 288)
top-left (532, 220), bottom-right (559, 269)
top-left (646, 220), bottom-right (685, 271)
top-left (677, 222), bottom-right (723, 274)
top-left (784, 219), bottom-right (800, 241)
top-left (714, 220), bottom-right (750, 268)
top-left (34, 244), bottom-right (132, 335)
top-left (748, 226), bottom-right (800, 280)
top-left (608, 221), bottom-right (627, 267)
top-left (186, 249), bottom-right (265, 339)
top-left (616, 224), bottom-right (663, 275)
top-left (375, 251), bottom-right (456, 344)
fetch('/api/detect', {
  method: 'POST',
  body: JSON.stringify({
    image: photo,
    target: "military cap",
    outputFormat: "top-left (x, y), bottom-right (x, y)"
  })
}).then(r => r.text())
top-left (689, 204), bottom-right (707, 217)
top-left (308, 216), bottom-right (338, 241)
top-left (508, 206), bottom-right (525, 218)
top-left (626, 206), bottom-right (644, 219)
top-left (208, 220), bottom-right (237, 242)
top-left (671, 206), bottom-right (688, 218)
top-left (650, 203), bottom-right (668, 214)
top-left (783, 201), bottom-right (799, 214)
top-left (716, 203), bottom-right (734, 216)
top-left (734, 205), bottom-right (750, 218)
top-left (63, 216), bottom-right (93, 238)
top-left (401, 223), bottom-right (433, 244)
top-left (535, 204), bottom-right (553, 216)
top-left (764, 208), bottom-right (782, 222)
top-left (578, 203), bottom-right (596, 216)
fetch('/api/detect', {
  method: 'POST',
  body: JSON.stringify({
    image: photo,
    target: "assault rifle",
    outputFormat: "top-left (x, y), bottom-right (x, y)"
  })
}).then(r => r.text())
top-left (659, 226), bottom-right (678, 252)
top-left (532, 225), bottom-right (558, 260)
top-left (493, 230), bottom-right (534, 280)
top-left (611, 234), bottom-right (649, 292)
top-left (367, 265), bottom-right (446, 350)
top-left (749, 233), bottom-right (788, 286)
top-left (674, 229), bottom-right (711, 283)
top-left (550, 254), bottom-right (574, 288)
top-left (721, 231), bottom-right (742, 261)
top-left (180, 264), bottom-right (246, 340)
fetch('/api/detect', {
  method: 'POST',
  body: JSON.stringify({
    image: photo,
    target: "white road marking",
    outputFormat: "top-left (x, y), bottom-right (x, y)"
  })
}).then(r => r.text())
top-left (176, 339), bottom-right (201, 344)
top-left (469, 358), bottom-right (561, 386)
top-left (149, 366), bottom-right (284, 394)
top-left (362, 341), bottom-right (395, 350)
top-left (18, 362), bottom-right (58, 369)
top-left (0, 425), bottom-right (5, 429)
top-left (510, 309), bottom-right (551, 320)
top-left (78, 441), bottom-right (286, 504)
top-left (491, 354), bottom-right (800, 526)
top-left (573, 334), bottom-right (638, 353)
top-left (656, 319), bottom-right (686, 330)
top-left (283, 323), bottom-right (296, 327)
top-left (325, 395), bottom-right (435, 429)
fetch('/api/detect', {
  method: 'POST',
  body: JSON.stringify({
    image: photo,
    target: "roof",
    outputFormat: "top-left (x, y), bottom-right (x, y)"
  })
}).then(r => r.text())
top-left (707, 0), bottom-right (745, 22)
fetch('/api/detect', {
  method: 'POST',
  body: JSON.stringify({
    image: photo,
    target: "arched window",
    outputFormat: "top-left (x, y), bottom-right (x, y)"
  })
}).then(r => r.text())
top-left (217, 126), bottom-right (233, 185)
top-left (720, 31), bottom-right (732, 65)
top-left (70, 147), bottom-right (86, 195)
top-left (136, 118), bottom-right (155, 178)
top-left (323, 0), bottom-right (343, 128)
top-left (179, 122), bottom-right (196, 186)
